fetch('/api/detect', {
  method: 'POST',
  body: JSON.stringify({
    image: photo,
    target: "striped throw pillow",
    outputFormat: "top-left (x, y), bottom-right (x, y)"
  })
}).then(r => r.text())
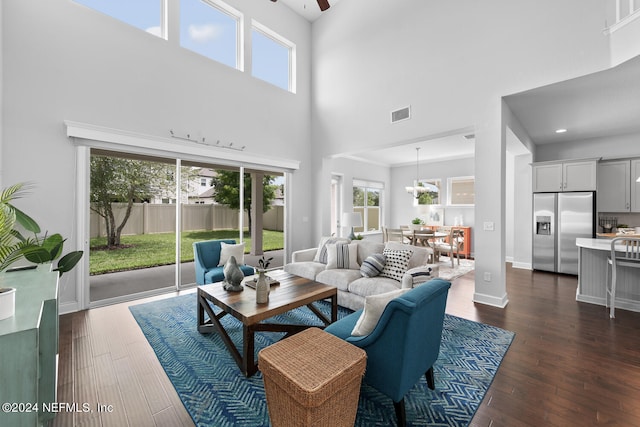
top-left (360, 254), bottom-right (387, 277)
top-left (325, 243), bottom-right (360, 270)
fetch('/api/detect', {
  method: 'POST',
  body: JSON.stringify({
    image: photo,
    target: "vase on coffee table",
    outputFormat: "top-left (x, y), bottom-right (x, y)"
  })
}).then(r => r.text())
top-left (255, 270), bottom-right (269, 304)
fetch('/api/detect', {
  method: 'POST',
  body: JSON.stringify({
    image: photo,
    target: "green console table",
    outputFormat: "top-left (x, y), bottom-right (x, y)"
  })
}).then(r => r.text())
top-left (0, 267), bottom-right (59, 427)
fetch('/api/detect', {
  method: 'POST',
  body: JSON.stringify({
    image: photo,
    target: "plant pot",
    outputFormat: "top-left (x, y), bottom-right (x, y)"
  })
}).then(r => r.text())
top-left (409, 224), bottom-right (423, 231)
top-left (0, 287), bottom-right (17, 320)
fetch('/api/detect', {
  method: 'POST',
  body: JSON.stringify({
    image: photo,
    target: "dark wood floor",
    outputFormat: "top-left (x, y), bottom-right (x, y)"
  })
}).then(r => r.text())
top-left (54, 265), bottom-right (640, 426)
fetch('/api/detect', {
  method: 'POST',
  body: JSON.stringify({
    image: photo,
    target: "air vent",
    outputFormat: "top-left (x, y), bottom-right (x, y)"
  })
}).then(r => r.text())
top-left (391, 106), bottom-right (411, 123)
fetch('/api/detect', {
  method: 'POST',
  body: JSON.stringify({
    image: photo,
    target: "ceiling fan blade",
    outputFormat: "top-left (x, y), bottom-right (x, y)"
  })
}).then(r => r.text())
top-left (317, 0), bottom-right (330, 11)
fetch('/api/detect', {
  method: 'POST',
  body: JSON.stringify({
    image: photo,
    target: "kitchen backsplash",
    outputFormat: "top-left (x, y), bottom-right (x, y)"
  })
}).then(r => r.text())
top-left (597, 212), bottom-right (640, 232)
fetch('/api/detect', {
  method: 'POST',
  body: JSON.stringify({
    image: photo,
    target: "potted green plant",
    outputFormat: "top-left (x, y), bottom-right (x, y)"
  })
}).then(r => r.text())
top-left (409, 217), bottom-right (424, 231)
top-left (1, 183), bottom-right (84, 319)
top-left (0, 183), bottom-right (83, 275)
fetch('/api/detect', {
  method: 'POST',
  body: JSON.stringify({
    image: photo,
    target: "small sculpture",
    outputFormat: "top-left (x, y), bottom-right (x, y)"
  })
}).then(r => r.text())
top-left (222, 256), bottom-right (244, 292)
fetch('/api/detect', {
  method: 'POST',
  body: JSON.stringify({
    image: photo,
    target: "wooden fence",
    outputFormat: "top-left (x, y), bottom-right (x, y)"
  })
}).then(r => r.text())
top-left (90, 203), bottom-right (284, 238)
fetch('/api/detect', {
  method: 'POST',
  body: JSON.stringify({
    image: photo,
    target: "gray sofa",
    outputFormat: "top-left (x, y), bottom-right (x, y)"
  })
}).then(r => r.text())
top-left (284, 239), bottom-right (438, 311)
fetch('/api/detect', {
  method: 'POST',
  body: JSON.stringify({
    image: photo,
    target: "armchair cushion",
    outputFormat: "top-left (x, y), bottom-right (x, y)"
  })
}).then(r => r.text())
top-left (217, 242), bottom-right (245, 266)
top-left (351, 288), bottom-right (410, 336)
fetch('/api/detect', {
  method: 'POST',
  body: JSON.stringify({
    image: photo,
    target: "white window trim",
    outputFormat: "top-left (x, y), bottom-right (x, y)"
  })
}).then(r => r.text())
top-left (251, 19), bottom-right (296, 93)
top-left (447, 176), bottom-right (475, 206)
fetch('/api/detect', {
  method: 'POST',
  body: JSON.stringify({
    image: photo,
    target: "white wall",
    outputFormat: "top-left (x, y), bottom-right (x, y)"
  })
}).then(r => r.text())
top-left (0, 0), bottom-right (313, 310)
top-left (311, 0), bottom-right (610, 307)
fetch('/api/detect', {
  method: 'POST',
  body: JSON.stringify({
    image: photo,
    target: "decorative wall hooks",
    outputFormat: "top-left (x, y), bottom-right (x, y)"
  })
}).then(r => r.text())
top-left (169, 130), bottom-right (246, 151)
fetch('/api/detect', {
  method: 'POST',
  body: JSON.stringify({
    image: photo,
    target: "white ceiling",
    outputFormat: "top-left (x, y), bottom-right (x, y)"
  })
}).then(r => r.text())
top-left (278, 1), bottom-right (640, 167)
top-left (278, 0), bottom-right (341, 22)
top-left (340, 133), bottom-right (476, 167)
top-left (504, 54), bottom-right (640, 145)
top-left (344, 56), bottom-right (640, 167)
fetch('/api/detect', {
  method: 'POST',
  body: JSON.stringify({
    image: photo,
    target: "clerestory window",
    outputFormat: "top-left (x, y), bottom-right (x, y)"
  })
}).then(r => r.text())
top-left (74, 0), bottom-right (165, 38)
top-left (251, 20), bottom-right (296, 93)
top-left (180, 0), bottom-right (244, 70)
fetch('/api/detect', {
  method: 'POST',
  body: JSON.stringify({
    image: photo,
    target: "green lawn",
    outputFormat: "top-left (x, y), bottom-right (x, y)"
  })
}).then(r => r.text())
top-left (90, 229), bottom-right (283, 275)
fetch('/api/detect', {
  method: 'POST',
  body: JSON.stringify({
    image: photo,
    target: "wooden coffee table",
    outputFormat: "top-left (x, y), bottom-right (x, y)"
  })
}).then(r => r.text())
top-left (197, 270), bottom-right (338, 377)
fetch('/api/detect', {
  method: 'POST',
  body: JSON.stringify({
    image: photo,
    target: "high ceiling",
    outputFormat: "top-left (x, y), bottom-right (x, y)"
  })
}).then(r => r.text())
top-left (278, 0), bottom-right (342, 22)
top-left (278, 1), bottom-right (640, 167)
top-left (344, 56), bottom-right (640, 167)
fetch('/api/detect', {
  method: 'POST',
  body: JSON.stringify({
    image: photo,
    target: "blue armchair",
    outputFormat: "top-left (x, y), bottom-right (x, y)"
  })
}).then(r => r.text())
top-left (193, 239), bottom-right (255, 285)
top-left (325, 279), bottom-right (451, 427)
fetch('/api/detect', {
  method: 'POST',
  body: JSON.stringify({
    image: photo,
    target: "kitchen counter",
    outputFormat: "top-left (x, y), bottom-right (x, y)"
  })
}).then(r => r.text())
top-left (576, 238), bottom-right (640, 313)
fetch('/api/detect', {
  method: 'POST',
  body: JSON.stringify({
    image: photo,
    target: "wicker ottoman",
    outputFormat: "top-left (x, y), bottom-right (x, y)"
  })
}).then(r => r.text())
top-left (258, 327), bottom-right (366, 427)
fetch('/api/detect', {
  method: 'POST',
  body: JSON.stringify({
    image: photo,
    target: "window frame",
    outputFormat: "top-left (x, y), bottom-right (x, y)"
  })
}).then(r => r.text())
top-left (251, 19), bottom-right (297, 93)
top-left (447, 176), bottom-right (475, 206)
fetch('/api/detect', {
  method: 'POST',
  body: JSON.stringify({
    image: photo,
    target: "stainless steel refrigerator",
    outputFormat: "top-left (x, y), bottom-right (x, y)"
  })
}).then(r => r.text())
top-left (533, 192), bottom-right (595, 275)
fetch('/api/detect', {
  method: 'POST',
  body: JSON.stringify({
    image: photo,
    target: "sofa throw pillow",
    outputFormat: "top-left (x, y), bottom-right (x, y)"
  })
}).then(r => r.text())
top-left (379, 248), bottom-right (413, 282)
top-left (360, 253), bottom-right (387, 278)
top-left (408, 266), bottom-right (433, 286)
top-left (313, 237), bottom-right (349, 264)
top-left (218, 242), bottom-right (245, 267)
top-left (325, 242), bottom-right (360, 270)
top-left (351, 288), bottom-right (410, 336)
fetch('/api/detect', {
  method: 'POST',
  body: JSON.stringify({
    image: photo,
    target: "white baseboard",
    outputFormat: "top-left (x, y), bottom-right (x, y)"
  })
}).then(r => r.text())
top-left (511, 261), bottom-right (532, 270)
top-left (473, 292), bottom-right (509, 308)
top-left (576, 293), bottom-right (640, 313)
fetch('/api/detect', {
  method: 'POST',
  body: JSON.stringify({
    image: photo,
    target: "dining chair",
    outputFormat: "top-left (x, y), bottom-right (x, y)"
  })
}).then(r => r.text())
top-left (606, 237), bottom-right (640, 318)
top-left (400, 225), bottom-right (411, 243)
top-left (385, 228), bottom-right (406, 243)
top-left (433, 228), bottom-right (463, 267)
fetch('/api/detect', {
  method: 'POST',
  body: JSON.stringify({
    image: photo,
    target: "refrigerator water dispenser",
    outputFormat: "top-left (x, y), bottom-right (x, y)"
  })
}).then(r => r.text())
top-left (536, 216), bottom-right (551, 235)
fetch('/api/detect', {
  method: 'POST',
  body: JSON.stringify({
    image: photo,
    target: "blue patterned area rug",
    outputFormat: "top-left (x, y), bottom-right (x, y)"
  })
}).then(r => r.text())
top-left (130, 293), bottom-right (514, 427)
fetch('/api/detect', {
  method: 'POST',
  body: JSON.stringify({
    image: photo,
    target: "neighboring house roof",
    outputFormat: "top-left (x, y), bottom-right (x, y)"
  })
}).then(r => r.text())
top-left (195, 187), bottom-right (215, 198)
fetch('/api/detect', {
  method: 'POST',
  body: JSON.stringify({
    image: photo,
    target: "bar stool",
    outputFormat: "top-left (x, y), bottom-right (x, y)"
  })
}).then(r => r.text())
top-left (606, 237), bottom-right (640, 318)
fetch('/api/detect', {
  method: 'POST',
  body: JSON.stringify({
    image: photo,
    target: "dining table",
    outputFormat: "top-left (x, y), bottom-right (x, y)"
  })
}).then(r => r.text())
top-left (403, 230), bottom-right (448, 261)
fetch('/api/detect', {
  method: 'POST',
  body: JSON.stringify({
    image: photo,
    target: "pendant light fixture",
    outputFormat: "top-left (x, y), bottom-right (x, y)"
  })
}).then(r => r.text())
top-left (405, 147), bottom-right (428, 198)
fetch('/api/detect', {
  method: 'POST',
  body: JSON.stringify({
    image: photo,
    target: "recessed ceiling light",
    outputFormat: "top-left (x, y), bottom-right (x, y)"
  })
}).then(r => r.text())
top-left (555, 128), bottom-right (567, 134)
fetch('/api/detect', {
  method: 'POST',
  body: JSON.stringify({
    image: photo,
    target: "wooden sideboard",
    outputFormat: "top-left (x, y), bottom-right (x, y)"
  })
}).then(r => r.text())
top-left (0, 267), bottom-right (59, 427)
